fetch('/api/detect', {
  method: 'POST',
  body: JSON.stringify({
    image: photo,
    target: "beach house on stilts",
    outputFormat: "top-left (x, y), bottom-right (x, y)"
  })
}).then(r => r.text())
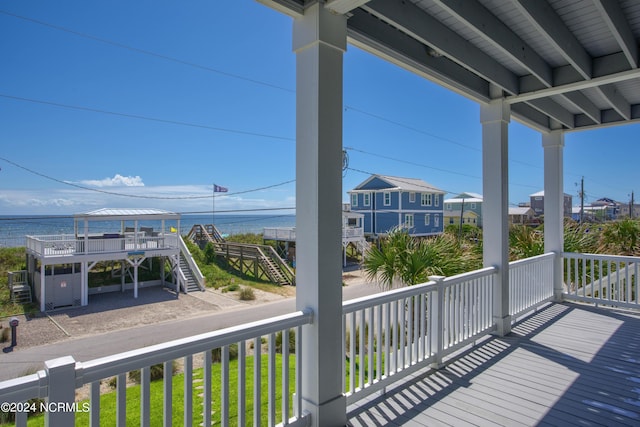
top-left (23, 208), bottom-right (204, 311)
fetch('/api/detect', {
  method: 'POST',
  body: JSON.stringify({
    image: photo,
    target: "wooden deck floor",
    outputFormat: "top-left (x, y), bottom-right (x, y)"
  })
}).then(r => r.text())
top-left (347, 303), bottom-right (640, 426)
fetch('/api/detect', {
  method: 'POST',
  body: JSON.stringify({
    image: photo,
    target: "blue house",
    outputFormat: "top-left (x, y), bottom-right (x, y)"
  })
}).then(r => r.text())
top-left (348, 175), bottom-right (445, 237)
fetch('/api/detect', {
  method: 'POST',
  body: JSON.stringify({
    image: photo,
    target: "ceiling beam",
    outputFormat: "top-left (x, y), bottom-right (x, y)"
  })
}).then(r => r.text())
top-left (508, 66), bottom-right (640, 104)
top-left (361, 0), bottom-right (519, 95)
top-left (432, 0), bottom-right (552, 87)
top-left (525, 98), bottom-right (574, 129)
top-left (514, 0), bottom-right (592, 80)
top-left (596, 83), bottom-right (631, 120)
top-left (256, 0), bottom-right (305, 17)
top-left (561, 91), bottom-right (601, 124)
top-left (325, 0), bottom-right (370, 15)
top-left (347, 9), bottom-right (490, 102)
top-left (593, 0), bottom-right (638, 69)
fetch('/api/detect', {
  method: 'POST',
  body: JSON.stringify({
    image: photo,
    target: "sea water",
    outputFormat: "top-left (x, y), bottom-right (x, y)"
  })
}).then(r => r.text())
top-left (0, 214), bottom-right (295, 248)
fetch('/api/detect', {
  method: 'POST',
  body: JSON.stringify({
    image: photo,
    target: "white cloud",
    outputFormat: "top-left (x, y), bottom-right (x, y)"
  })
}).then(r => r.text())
top-left (79, 174), bottom-right (145, 187)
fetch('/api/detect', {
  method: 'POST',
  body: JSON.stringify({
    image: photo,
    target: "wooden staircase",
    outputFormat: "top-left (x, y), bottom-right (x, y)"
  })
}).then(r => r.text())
top-left (8, 271), bottom-right (32, 304)
top-left (186, 224), bottom-right (295, 286)
top-left (179, 253), bottom-right (201, 293)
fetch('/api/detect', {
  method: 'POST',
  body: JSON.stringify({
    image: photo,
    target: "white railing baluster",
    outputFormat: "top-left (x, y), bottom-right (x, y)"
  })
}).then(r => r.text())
top-left (163, 361), bottom-right (173, 427)
top-left (407, 296), bottom-right (413, 367)
top-left (296, 325), bottom-right (302, 420)
top-left (359, 308), bottom-right (365, 390)
top-left (253, 337), bottom-right (261, 427)
top-left (341, 316), bottom-right (346, 393)
top-left (203, 352), bottom-right (211, 427)
top-left (117, 373), bottom-right (126, 427)
top-left (238, 340), bottom-right (246, 427)
top-left (141, 366), bottom-right (150, 427)
top-left (368, 306), bottom-right (374, 386)
top-left (90, 380), bottom-right (100, 427)
top-left (349, 312), bottom-right (355, 393)
top-left (376, 304), bottom-right (382, 381)
top-left (282, 330), bottom-right (289, 425)
top-left (184, 355), bottom-right (192, 427)
top-left (268, 334), bottom-right (276, 427)
top-left (221, 345), bottom-right (229, 427)
top-left (384, 302), bottom-right (390, 377)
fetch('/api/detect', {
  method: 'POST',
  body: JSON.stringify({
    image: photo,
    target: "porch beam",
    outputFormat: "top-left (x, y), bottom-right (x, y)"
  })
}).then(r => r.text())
top-left (293, 3), bottom-right (347, 426)
top-left (542, 131), bottom-right (565, 301)
top-left (481, 95), bottom-right (511, 336)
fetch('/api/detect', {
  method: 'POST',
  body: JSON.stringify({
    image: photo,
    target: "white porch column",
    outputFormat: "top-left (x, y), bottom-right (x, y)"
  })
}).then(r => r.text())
top-left (481, 99), bottom-right (511, 336)
top-left (542, 131), bottom-right (565, 301)
top-left (293, 3), bottom-right (347, 425)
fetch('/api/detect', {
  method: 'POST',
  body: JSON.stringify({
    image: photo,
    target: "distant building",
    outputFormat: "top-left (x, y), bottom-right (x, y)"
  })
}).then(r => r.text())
top-left (348, 174), bottom-right (445, 237)
top-left (590, 198), bottom-right (619, 221)
top-left (509, 206), bottom-right (536, 226)
top-left (618, 202), bottom-right (640, 219)
top-left (444, 192), bottom-right (483, 227)
top-left (529, 190), bottom-right (573, 217)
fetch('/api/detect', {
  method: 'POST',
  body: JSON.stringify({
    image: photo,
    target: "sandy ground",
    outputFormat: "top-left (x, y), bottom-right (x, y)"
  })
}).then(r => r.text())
top-left (1, 268), bottom-right (368, 351)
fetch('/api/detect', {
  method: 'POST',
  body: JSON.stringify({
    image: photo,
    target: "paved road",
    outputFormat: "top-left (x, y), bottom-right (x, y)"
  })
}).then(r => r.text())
top-left (0, 281), bottom-right (381, 382)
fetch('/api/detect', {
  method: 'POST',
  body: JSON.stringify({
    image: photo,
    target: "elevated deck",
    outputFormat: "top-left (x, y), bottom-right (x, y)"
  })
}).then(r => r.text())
top-left (348, 302), bottom-right (640, 426)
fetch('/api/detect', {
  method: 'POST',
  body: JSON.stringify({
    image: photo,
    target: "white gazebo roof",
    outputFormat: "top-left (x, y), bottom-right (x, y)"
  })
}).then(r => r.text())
top-left (74, 208), bottom-right (181, 221)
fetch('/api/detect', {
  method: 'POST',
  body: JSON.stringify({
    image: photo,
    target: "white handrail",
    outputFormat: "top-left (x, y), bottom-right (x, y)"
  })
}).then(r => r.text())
top-left (178, 235), bottom-right (205, 290)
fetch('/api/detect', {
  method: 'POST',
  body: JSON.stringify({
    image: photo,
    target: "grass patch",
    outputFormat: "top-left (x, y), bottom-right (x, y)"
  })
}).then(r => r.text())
top-left (0, 247), bottom-right (37, 318)
top-left (4, 354), bottom-right (297, 427)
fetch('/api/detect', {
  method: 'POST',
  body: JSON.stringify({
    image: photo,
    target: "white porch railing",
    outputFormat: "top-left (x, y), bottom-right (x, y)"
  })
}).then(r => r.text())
top-left (563, 252), bottom-right (640, 309)
top-left (509, 252), bottom-right (555, 318)
top-left (341, 266), bottom-right (496, 404)
top-left (263, 227), bottom-right (296, 241)
top-left (0, 310), bottom-right (312, 427)
top-left (25, 234), bottom-right (179, 258)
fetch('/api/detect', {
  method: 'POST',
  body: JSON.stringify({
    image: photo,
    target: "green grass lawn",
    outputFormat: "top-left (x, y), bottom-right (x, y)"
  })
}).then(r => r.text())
top-left (4, 354), bottom-right (297, 427)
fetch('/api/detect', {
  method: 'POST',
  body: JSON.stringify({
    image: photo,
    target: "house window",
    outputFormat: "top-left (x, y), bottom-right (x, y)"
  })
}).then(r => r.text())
top-left (434, 215), bottom-right (440, 227)
top-left (421, 193), bottom-right (432, 206)
top-left (447, 204), bottom-right (452, 210)
top-left (405, 214), bottom-right (414, 228)
top-left (351, 193), bottom-right (358, 207)
top-left (364, 193), bottom-right (370, 207)
top-left (409, 192), bottom-right (416, 203)
top-left (425, 214), bottom-right (430, 225)
top-left (470, 203), bottom-right (476, 209)
top-left (384, 192), bottom-right (391, 206)
top-left (435, 195), bottom-right (439, 207)
top-left (449, 218), bottom-right (454, 224)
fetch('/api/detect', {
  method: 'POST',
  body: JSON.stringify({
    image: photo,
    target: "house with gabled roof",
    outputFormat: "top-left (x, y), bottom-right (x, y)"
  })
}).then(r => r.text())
top-left (348, 174), bottom-right (445, 237)
top-left (444, 192), bottom-right (484, 227)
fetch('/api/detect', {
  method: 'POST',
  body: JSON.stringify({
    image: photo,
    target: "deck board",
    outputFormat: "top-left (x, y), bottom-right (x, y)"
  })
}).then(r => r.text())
top-left (348, 302), bottom-right (640, 426)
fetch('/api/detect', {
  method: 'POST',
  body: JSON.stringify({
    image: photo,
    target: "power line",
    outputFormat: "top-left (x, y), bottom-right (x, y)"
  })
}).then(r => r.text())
top-left (0, 94), bottom-right (295, 142)
top-left (0, 156), bottom-right (295, 200)
top-left (0, 9), bottom-right (295, 94)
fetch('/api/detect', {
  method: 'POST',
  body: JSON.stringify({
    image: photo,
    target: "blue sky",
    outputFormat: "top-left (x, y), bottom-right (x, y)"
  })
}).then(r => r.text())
top-left (1, 0), bottom-right (638, 216)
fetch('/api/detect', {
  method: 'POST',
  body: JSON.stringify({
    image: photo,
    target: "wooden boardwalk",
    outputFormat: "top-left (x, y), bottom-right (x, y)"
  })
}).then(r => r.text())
top-left (348, 303), bottom-right (640, 426)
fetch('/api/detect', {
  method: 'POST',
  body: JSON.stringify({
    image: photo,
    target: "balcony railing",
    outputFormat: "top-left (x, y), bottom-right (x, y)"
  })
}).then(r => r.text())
top-left (25, 234), bottom-right (179, 258)
top-left (0, 310), bottom-right (312, 427)
top-left (262, 227), bottom-right (364, 241)
top-left (563, 252), bottom-right (640, 309)
top-left (2, 252), bottom-right (639, 426)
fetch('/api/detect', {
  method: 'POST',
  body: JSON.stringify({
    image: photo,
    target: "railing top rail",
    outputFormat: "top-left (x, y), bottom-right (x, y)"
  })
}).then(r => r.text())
top-left (343, 265), bottom-right (497, 314)
top-left (0, 372), bottom-right (45, 403)
top-left (563, 252), bottom-right (640, 263)
top-left (79, 309), bottom-right (312, 384)
top-left (509, 252), bottom-right (556, 267)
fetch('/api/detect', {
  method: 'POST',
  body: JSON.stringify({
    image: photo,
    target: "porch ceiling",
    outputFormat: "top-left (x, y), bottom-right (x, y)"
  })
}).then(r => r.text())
top-left (261, 0), bottom-right (640, 133)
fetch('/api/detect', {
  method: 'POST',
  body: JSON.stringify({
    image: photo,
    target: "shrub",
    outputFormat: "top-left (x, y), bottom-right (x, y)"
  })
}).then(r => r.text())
top-left (128, 361), bottom-right (177, 384)
top-left (211, 343), bottom-right (239, 363)
top-left (0, 325), bottom-right (9, 343)
top-left (239, 287), bottom-right (256, 301)
top-left (275, 329), bottom-right (296, 353)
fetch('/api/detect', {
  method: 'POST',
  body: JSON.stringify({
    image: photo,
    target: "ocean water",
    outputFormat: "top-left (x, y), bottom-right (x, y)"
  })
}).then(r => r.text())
top-left (0, 214), bottom-right (295, 248)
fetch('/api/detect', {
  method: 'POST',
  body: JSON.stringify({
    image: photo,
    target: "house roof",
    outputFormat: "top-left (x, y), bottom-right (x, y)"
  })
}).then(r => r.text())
top-left (351, 174), bottom-right (445, 194)
top-left (444, 195), bottom-right (483, 204)
top-left (529, 190), bottom-right (573, 198)
top-left (74, 208), bottom-right (181, 221)
top-left (509, 207), bottom-right (534, 216)
top-left (264, 0), bottom-right (640, 133)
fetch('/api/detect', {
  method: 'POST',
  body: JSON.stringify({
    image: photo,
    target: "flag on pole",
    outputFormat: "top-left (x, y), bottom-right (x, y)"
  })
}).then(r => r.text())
top-left (214, 184), bottom-right (228, 193)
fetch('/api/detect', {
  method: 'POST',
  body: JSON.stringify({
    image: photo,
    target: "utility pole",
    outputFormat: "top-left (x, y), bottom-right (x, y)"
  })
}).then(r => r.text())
top-left (459, 197), bottom-right (465, 238)
top-left (580, 177), bottom-right (584, 224)
top-left (631, 191), bottom-right (635, 219)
